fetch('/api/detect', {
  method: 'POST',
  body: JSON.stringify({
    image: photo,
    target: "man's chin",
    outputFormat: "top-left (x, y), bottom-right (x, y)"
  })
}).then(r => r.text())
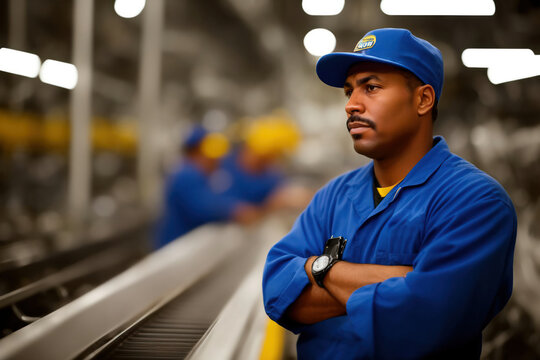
top-left (352, 139), bottom-right (378, 159)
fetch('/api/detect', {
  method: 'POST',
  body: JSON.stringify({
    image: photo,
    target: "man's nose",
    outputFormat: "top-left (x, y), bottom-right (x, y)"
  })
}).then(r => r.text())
top-left (345, 93), bottom-right (366, 116)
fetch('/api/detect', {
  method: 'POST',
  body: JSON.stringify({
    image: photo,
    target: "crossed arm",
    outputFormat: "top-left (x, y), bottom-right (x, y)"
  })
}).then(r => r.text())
top-left (286, 256), bottom-right (412, 324)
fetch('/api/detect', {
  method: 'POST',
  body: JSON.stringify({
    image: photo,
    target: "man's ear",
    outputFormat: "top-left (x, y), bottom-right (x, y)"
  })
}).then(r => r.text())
top-left (416, 85), bottom-right (435, 116)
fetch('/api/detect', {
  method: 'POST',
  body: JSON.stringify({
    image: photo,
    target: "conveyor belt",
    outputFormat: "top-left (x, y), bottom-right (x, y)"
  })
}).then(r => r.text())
top-left (0, 218), bottom-right (290, 360)
top-left (83, 235), bottom-right (261, 360)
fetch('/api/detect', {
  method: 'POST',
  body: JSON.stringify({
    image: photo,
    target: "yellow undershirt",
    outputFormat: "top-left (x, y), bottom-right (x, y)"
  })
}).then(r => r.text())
top-left (377, 181), bottom-right (400, 198)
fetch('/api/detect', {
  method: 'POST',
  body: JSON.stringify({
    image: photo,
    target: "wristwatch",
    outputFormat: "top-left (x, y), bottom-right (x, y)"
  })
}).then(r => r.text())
top-left (311, 236), bottom-right (347, 288)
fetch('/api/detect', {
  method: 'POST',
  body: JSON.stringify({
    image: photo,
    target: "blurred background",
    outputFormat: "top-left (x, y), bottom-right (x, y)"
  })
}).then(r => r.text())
top-left (0, 0), bottom-right (539, 359)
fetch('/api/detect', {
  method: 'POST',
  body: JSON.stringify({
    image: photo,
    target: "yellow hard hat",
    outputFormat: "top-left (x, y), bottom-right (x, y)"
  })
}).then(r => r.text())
top-left (244, 113), bottom-right (300, 157)
top-left (200, 132), bottom-right (230, 159)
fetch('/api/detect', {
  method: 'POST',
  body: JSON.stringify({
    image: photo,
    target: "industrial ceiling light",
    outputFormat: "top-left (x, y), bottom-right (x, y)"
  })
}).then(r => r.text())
top-left (0, 48), bottom-right (41, 78)
top-left (461, 48), bottom-right (539, 84)
top-left (380, 0), bottom-right (495, 16)
top-left (302, 0), bottom-right (345, 16)
top-left (114, 0), bottom-right (146, 19)
top-left (304, 29), bottom-right (336, 57)
top-left (488, 55), bottom-right (540, 84)
top-left (39, 60), bottom-right (78, 89)
top-left (461, 48), bottom-right (534, 68)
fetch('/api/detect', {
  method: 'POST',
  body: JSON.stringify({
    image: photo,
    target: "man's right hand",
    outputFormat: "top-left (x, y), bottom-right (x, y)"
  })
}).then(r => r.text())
top-left (232, 203), bottom-right (264, 225)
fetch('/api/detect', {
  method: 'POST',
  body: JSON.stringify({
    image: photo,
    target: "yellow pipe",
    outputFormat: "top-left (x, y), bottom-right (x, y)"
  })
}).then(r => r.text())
top-left (259, 319), bottom-right (286, 360)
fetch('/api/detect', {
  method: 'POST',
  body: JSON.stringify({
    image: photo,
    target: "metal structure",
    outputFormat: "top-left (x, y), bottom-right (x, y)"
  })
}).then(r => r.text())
top-left (0, 218), bottom-right (287, 360)
top-left (68, 0), bottom-right (94, 229)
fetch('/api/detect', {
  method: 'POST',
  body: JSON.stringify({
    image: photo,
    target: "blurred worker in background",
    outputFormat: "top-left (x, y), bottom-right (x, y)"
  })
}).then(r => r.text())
top-left (155, 126), bottom-right (262, 249)
top-left (263, 28), bottom-right (517, 359)
top-left (217, 113), bottom-right (313, 212)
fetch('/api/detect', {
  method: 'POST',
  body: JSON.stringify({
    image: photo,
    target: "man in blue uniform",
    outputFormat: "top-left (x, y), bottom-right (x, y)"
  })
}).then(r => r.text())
top-left (262, 28), bottom-right (517, 359)
top-left (155, 126), bottom-right (261, 248)
top-left (217, 115), bottom-right (313, 211)
top-left (218, 144), bottom-right (285, 205)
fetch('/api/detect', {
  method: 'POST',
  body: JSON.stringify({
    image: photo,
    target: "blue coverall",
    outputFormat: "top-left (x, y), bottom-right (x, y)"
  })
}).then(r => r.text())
top-left (219, 149), bottom-right (284, 204)
top-left (155, 160), bottom-right (240, 248)
top-left (262, 136), bottom-right (517, 359)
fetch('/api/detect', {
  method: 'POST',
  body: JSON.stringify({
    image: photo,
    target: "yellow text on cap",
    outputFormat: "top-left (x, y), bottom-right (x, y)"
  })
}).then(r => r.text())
top-left (354, 35), bottom-right (376, 52)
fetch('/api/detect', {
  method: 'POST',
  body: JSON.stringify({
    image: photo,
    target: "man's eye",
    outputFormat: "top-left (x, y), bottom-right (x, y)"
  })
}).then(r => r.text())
top-left (344, 89), bottom-right (352, 98)
top-left (366, 84), bottom-right (377, 92)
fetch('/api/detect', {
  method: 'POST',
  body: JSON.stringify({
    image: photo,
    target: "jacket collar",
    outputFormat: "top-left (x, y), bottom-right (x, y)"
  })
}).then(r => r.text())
top-left (344, 136), bottom-right (452, 217)
top-left (399, 135), bottom-right (451, 188)
top-left (346, 136), bottom-right (450, 188)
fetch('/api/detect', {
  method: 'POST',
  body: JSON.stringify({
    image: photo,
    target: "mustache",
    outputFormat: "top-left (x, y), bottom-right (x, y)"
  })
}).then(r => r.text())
top-left (346, 115), bottom-right (376, 131)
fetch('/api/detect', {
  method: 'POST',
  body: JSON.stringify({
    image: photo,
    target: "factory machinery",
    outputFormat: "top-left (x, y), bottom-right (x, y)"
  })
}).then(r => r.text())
top-left (0, 216), bottom-right (288, 360)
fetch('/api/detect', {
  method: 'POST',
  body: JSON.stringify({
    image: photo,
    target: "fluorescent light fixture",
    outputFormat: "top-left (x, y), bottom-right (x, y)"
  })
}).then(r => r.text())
top-left (114, 0), bottom-right (146, 19)
top-left (461, 48), bottom-right (535, 68)
top-left (304, 29), bottom-right (336, 57)
top-left (380, 0), bottom-right (495, 16)
top-left (0, 48), bottom-right (41, 78)
top-left (39, 59), bottom-right (78, 89)
top-left (487, 55), bottom-right (540, 84)
top-left (302, 0), bottom-right (345, 16)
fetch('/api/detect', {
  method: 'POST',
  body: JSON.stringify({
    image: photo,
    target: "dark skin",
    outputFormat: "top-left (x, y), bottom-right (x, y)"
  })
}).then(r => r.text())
top-left (286, 62), bottom-right (436, 324)
top-left (185, 149), bottom-right (220, 175)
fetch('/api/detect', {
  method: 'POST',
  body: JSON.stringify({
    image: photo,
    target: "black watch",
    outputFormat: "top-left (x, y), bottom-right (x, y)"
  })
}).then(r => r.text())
top-left (311, 236), bottom-right (347, 288)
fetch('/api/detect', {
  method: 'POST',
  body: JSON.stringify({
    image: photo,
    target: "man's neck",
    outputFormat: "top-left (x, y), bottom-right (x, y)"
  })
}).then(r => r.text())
top-left (373, 137), bottom-right (433, 187)
top-left (189, 154), bottom-right (216, 175)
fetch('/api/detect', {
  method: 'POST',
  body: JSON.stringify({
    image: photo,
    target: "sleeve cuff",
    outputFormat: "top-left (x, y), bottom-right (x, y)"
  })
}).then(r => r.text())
top-left (268, 257), bottom-right (311, 333)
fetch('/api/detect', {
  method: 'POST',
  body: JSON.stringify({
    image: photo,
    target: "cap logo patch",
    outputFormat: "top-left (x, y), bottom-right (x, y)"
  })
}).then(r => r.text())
top-left (354, 35), bottom-right (376, 52)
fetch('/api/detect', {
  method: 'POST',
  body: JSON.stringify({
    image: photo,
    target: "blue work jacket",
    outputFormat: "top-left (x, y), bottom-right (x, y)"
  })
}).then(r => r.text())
top-left (262, 136), bottom-right (517, 359)
top-left (219, 149), bottom-right (284, 204)
top-left (155, 161), bottom-right (240, 248)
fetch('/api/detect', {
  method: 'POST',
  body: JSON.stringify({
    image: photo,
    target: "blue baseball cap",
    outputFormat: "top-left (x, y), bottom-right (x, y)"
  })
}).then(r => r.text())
top-left (316, 28), bottom-right (444, 100)
top-left (183, 125), bottom-right (208, 148)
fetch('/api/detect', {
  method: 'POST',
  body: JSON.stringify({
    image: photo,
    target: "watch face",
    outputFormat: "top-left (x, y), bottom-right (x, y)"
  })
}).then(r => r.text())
top-left (313, 255), bottom-right (330, 272)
